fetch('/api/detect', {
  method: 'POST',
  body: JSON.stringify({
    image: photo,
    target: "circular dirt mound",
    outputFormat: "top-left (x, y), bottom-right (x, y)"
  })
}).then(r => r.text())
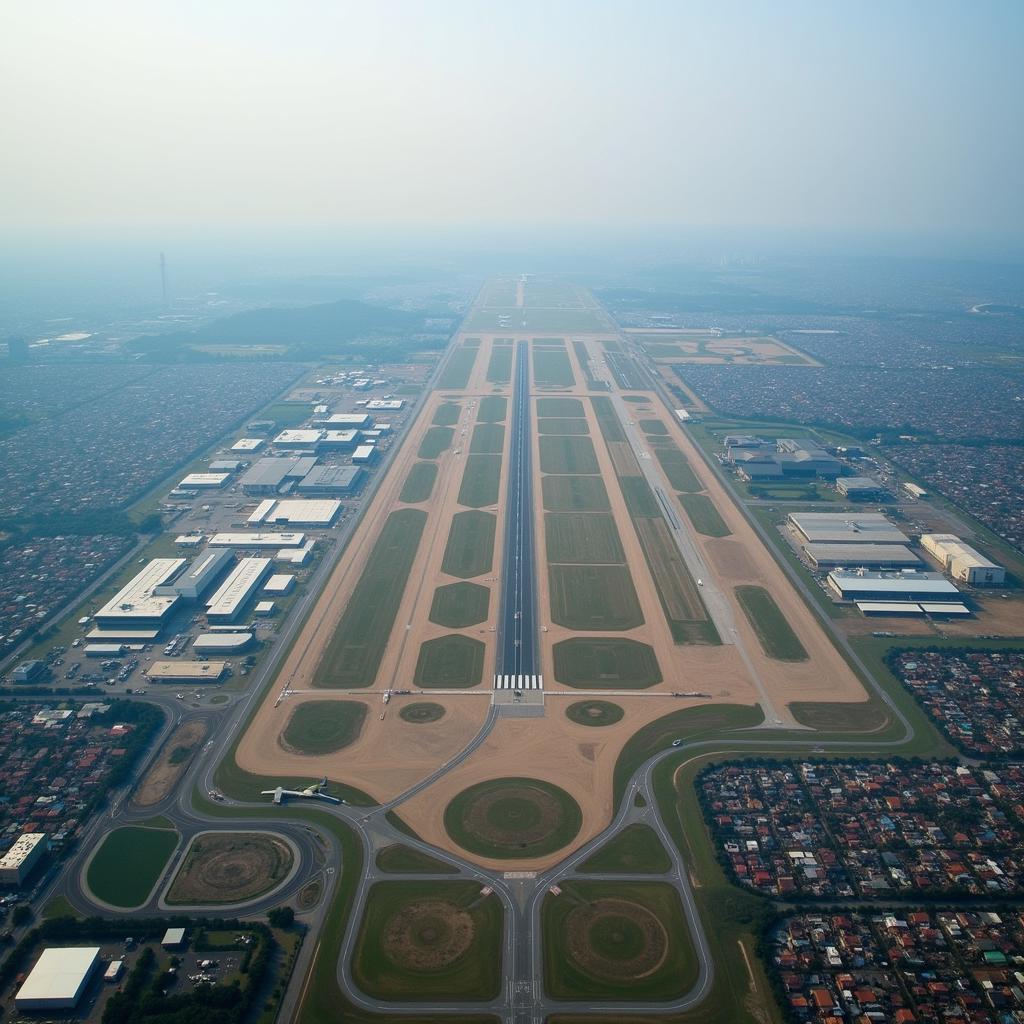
top-left (444, 777), bottom-right (582, 859)
top-left (166, 834), bottom-right (293, 905)
top-left (566, 700), bottom-right (624, 727)
top-left (400, 702), bottom-right (446, 724)
top-left (565, 898), bottom-right (668, 981)
top-left (382, 899), bottom-right (475, 972)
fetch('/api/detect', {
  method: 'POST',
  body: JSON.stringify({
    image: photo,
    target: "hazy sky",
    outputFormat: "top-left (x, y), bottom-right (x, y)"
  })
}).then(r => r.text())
top-left (2, 1), bottom-right (1022, 235)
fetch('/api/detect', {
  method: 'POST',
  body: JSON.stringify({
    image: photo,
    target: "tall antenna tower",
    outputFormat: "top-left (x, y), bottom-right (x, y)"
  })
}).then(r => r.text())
top-left (159, 252), bottom-right (168, 308)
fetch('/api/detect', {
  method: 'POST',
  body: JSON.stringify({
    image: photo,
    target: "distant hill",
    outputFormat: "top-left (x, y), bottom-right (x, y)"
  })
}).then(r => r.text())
top-left (129, 298), bottom-right (426, 359)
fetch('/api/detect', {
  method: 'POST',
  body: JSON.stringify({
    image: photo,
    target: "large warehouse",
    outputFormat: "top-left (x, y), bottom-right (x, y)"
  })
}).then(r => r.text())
top-left (805, 543), bottom-right (921, 570)
top-left (178, 472), bottom-right (229, 489)
top-left (322, 412), bottom-right (371, 428)
top-left (146, 660), bottom-right (227, 681)
top-left (15, 947), bottom-right (100, 1010)
top-left (210, 532), bottom-right (306, 548)
top-left (921, 534), bottom-right (1006, 585)
top-left (206, 558), bottom-right (273, 622)
top-left (789, 512), bottom-right (909, 545)
top-left (240, 457), bottom-right (318, 496)
top-left (296, 465), bottom-right (365, 495)
top-left (153, 548), bottom-right (234, 601)
top-left (94, 559), bottom-right (186, 628)
top-left (273, 429), bottom-right (323, 449)
top-left (827, 569), bottom-right (961, 602)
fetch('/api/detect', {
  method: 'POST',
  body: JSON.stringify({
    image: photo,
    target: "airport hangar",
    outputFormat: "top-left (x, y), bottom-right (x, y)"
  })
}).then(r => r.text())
top-left (789, 511), bottom-right (910, 545)
top-left (921, 533), bottom-right (1006, 585)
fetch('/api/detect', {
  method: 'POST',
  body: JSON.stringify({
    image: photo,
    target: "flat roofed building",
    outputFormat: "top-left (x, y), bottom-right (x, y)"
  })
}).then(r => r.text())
top-left (154, 548), bottom-right (234, 601)
top-left (175, 534), bottom-right (204, 547)
top-left (162, 928), bottom-right (186, 948)
top-left (87, 627), bottom-right (161, 642)
top-left (12, 660), bottom-right (45, 683)
top-left (352, 444), bottom-right (377, 464)
top-left (254, 601), bottom-right (275, 615)
top-left (836, 476), bottom-right (885, 498)
top-left (323, 412), bottom-right (370, 428)
top-left (84, 643), bottom-right (125, 657)
top-left (15, 947), bottom-right (100, 1010)
top-left (804, 543), bottom-right (921, 569)
top-left (231, 438), bottom-right (265, 452)
top-left (0, 832), bottom-right (48, 883)
top-left (192, 632), bottom-right (253, 653)
top-left (296, 465), bottom-right (365, 495)
top-left (146, 660), bottom-right (227, 681)
top-left (263, 574), bottom-right (295, 595)
top-left (789, 512), bottom-right (909, 545)
top-left (94, 559), bottom-right (185, 627)
top-left (921, 534), bottom-right (1005, 585)
top-left (265, 499), bottom-right (341, 526)
top-left (179, 472), bottom-right (230, 489)
top-left (240, 457), bottom-right (318, 495)
top-left (208, 460), bottom-right (243, 472)
top-left (206, 558), bottom-right (272, 622)
top-left (247, 499), bottom-right (278, 525)
top-left (210, 532), bottom-right (305, 548)
top-left (366, 399), bottom-right (404, 410)
top-left (320, 429), bottom-right (360, 448)
top-left (273, 429), bottom-right (323, 448)
top-left (827, 569), bottom-right (960, 602)
top-left (275, 544), bottom-right (313, 565)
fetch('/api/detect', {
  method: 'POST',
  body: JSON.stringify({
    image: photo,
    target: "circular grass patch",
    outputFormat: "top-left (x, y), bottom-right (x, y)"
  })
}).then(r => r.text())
top-left (400, 702), bottom-right (446, 724)
top-left (444, 777), bottom-right (582, 859)
top-left (281, 700), bottom-right (367, 755)
top-left (565, 898), bottom-right (668, 980)
top-left (382, 899), bottom-right (474, 971)
top-left (566, 700), bottom-right (624, 727)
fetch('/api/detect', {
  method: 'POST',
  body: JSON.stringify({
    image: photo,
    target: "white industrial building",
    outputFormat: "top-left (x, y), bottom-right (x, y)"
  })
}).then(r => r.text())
top-left (903, 482), bottom-right (927, 499)
top-left (296, 465), bottom-right (365, 495)
top-left (154, 548), bottom-right (234, 600)
top-left (827, 569), bottom-right (961, 602)
top-left (146, 660), bottom-right (228, 681)
top-left (273, 429), bottom-right (323, 448)
top-left (247, 498), bottom-right (340, 526)
top-left (240, 456), bottom-right (319, 495)
top-left (87, 627), bottom-right (161, 642)
top-left (210, 532), bottom-right (306, 548)
top-left (247, 499), bottom-right (278, 525)
top-left (193, 632), bottom-right (254, 653)
top-left (921, 534), bottom-right (1006, 585)
top-left (322, 412), bottom-right (370, 428)
top-left (0, 832), bottom-right (48, 884)
top-left (836, 476), bottom-right (885, 499)
top-left (789, 512), bottom-right (909, 546)
top-left (231, 437), bottom-right (265, 453)
top-left (275, 540), bottom-right (316, 565)
top-left (94, 559), bottom-right (186, 628)
top-left (320, 429), bottom-right (360, 449)
top-left (352, 444), bottom-right (377, 464)
top-left (84, 643), bottom-right (126, 657)
top-left (15, 947), bottom-right (100, 1010)
top-left (206, 558), bottom-right (273, 622)
top-left (805, 544), bottom-right (921, 570)
top-left (264, 574), bottom-right (295, 595)
top-left (366, 399), bottom-right (404, 410)
top-left (178, 472), bottom-right (230, 489)
top-left (856, 601), bottom-right (972, 617)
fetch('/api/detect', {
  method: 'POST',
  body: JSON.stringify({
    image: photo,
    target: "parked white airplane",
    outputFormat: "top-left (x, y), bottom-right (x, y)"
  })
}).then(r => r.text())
top-left (261, 777), bottom-right (341, 805)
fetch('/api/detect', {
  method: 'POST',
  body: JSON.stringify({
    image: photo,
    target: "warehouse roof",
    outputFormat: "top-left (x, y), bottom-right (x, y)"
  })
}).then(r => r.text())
top-left (266, 499), bottom-right (341, 525)
top-left (297, 465), bottom-right (364, 491)
top-left (210, 532), bottom-right (305, 548)
top-left (231, 438), bottom-right (264, 451)
top-left (829, 570), bottom-right (960, 596)
top-left (805, 543), bottom-right (921, 565)
top-left (179, 473), bottom-right (229, 488)
top-left (147, 660), bottom-right (228, 679)
top-left (273, 429), bottom-right (322, 446)
top-left (95, 559), bottom-right (185, 621)
top-left (240, 457), bottom-right (318, 489)
top-left (16, 947), bottom-right (100, 1007)
top-left (324, 413), bottom-right (370, 426)
top-left (206, 558), bottom-right (272, 618)
top-left (922, 534), bottom-right (1002, 570)
top-left (789, 512), bottom-right (908, 545)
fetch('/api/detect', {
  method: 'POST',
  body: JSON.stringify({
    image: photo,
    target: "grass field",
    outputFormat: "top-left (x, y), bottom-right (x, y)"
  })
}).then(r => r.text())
top-left (590, 396), bottom-right (626, 442)
top-left (537, 417), bottom-right (590, 435)
top-left (789, 700), bottom-right (891, 731)
top-left (457, 454), bottom-right (502, 508)
top-left (166, 832), bottom-right (292, 906)
top-left (429, 582), bottom-right (490, 628)
top-left (375, 844), bottom-right (459, 874)
top-left (565, 700), bottom-right (624, 727)
top-left (477, 396), bottom-right (507, 422)
top-left (537, 397), bottom-right (585, 417)
top-left (281, 700), bottom-right (367, 754)
top-left (542, 475), bottom-right (611, 512)
top-left (437, 348), bottom-right (478, 389)
top-left (619, 475), bottom-right (661, 518)
top-left (552, 638), bottom-right (662, 688)
top-left (678, 492), bottom-right (731, 537)
top-left (548, 565), bottom-right (644, 631)
top-left (470, 423), bottom-right (504, 453)
top-left (444, 777), bottom-right (583, 859)
top-left (398, 702), bottom-right (447, 724)
top-left (399, 462), bottom-right (438, 504)
top-left (542, 880), bottom-right (695, 1000)
top-left (639, 419), bottom-right (669, 435)
top-left (314, 509), bottom-right (426, 688)
top-left (419, 426), bottom-right (454, 459)
top-left (539, 435), bottom-right (600, 474)
top-left (87, 826), bottom-right (178, 907)
top-left (414, 635), bottom-right (485, 688)
top-left (351, 881), bottom-right (502, 1000)
top-left (486, 346), bottom-right (513, 384)
top-left (533, 348), bottom-right (576, 387)
top-left (654, 446), bottom-right (702, 491)
top-left (441, 511), bottom-right (496, 578)
top-left (735, 585), bottom-right (808, 661)
top-left (578, 824), bottom-right (671, 874)
top-left (544, 513), bottom-right (625, 564)
top-left (433, 402), bottom-right (461, 426)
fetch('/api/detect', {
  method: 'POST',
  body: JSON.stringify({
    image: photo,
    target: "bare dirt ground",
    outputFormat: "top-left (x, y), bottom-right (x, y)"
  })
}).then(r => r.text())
top-left (133, 720), bottom-right (208, 808)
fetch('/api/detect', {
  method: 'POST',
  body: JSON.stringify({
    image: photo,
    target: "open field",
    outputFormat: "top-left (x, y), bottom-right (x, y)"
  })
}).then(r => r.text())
top-left (533, 348), bottom-right (576, 387)
top-left (538, 417), bottom-right (590, 435)
top-left (577, 824), bottom-right (671, 874)
top-left (133, 720), bottom-right (207, 808)
top-left (539, 434), bottom-right (600, 475)
top-left (542, 474), bottom-right (611, 511)
top-left (398, 702), bottom-right (447, 724)
top-left (619, 476), bottom-right (661, 517)
top-left (314, 509), bottom-right (426, 687)
top-left (433, 401), bottom-right (461, 426)
top-left (87, 826), bottom-right (178, 907)
top-left (437, 347), bottom-right (478, 389)
top-left (537, 397), bottom-right (585, 417)
top-left (553, 639), bottom-right (662, 688)
top-left (542, 880), bottom-right (695, 1000)
top-left (429, 581), bottom-right (490, 628)
top-left (735, 585), bottom-right (809, 662)
top-left (419, 426), bottom-right (454, 459)
top-left (441, 510), bottom-right (496, 578)
top-left (375, 844), bottom-right (459, 874)
top-left (565, 700), bottom-right (625, 727)
top-left (548, 565), bottom-right (644, 631)
top-left (545, 513), bottom-right (626, 564)
top-left (414, 635), bottom-right (485, 688)
top-left (457, 454), bottom-right (502, 507)
top-left (486, 346), bottom-right (513, 384)
top-left (399, 462), bottom-right (438, 503)
top-left (677, 492), bottom-right (731, 536)
top-left (470, 422), bottom-right (504, 453)
top-left (351, 881), bottom-right (503, 1000)
top-left (653, 446), bottom-right (702, 491)
top-left (280, 700), bottom-right (367, 754)
top-left (444, 777), bottom-right (583, 859)
top-left (478, 395), bottom-right (507, 421)
top-left (639, 419), bottom-right (669, 435)
top-left (166, 831), bottom-right (293, 905)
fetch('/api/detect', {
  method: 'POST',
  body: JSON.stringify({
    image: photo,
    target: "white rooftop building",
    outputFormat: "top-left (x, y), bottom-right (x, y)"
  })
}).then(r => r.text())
top-left (265, 499), bottom-right (342, 526)
top-left (210, 532), bottom-right (306, 548)
top-left (179, 472), bottom-right (230, 489)
top-left (273, 429), bottom-right (323, 448)
top-left (0, 832), bottom-right (48, 884)
top-left (206, 558), bottom-right (272, 622)
top-left (921, 534), bottom-right (1005, 585)
top-left (16, 947), bottom-right (100, 1010)
top-left (789, 512), bottom-right (909, 545)
top-left (827, 569), bottom-right (961, 602)
top-left (94, 559), bottom-right (186, 627)
top-left (231, 437), bottom-right (265, 452)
